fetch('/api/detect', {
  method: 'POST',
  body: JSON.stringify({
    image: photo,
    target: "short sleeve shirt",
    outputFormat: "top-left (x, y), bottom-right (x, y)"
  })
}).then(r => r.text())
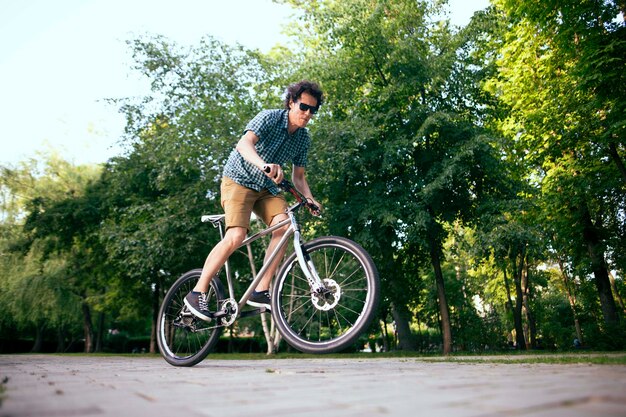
top-left (223, 109), bottom-right (311, 195)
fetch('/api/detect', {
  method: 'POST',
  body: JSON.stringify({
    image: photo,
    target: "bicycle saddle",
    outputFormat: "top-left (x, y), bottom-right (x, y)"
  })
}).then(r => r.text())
top-left (201, 214), bottom-right (225, 224)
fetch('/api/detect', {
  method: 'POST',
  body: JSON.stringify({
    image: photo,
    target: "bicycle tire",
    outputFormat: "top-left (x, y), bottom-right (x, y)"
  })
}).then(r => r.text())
top-left (272, 236), bottom-right (380, 353)
top-left (157, 269), bottom-right (225, 367)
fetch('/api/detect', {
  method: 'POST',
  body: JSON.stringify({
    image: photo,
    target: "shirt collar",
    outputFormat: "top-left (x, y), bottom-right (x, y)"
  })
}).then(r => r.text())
top-left (281, 109), bottom-right (290, 131)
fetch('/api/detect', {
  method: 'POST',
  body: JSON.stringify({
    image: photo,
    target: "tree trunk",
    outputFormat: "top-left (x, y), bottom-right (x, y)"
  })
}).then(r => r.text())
top-left (271, 320), bottom-right (282, 353)
top-left (522, 259), bottom-right (537, 348)
top-left (582, 205), bottom-right (619, 325)
top-left (56, 325), bottom-right (66, 353)
top-left (524, 307), bottom-right (537, 348)
top-left (558, 259), bottom-right (584, 345)
top-left (429, 236), bottom-right (452, 355)
top-left (502, 268), bottom-right (516, 347)
top-left (380, 316), bottom-right (389, 352)
top-left (608, 270), bottom-right (626, 314)
top-left (511, 249), bottom-right (526, 350)
top-left (454, 231), bottom-right (469, 351)
top-left (82, 302), bottom-right (94, 353)
top-left (228, 327), bottom-right (234, 353)
top-left (30, 323), bottom-right (45, 353)
top-left (150, 277), bottom-right (160, 354)
top-left (504, 258), bottom-right (526, 350)
top-left (260, 312), bottom-right (275, 354)
top-left (390, 303), bottom-right (416, 350)
top-left (95, 312), bottom-right (105, 353)
top-left (245, 243), bottom-right (277, 354)
top-left (512, 279), bottom-right (526, 350)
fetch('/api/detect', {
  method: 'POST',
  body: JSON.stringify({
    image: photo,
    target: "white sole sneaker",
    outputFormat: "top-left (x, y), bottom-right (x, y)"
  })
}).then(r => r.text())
top-left (183, 297), bottom-right (213, 322)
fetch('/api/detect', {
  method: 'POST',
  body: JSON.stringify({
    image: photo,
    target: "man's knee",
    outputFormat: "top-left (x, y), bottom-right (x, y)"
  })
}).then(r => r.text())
top-left (270, 214), bottom-right (289, 236)
top-left (223, 227), bottom-right (246, 248)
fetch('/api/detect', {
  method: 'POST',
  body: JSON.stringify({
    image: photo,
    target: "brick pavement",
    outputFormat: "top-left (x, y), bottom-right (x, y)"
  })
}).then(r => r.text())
top-left (1, 354), bottom-right (625, 417)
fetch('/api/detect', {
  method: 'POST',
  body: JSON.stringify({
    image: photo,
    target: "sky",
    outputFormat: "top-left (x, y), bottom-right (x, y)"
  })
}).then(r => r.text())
top-left (0, 0), bottom-right (490, 166)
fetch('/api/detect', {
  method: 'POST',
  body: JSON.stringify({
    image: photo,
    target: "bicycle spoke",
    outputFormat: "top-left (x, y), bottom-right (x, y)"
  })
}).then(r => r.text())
top-left (335, 267), bottom-right (364, 288)
top-left (331, 309), bottom-right (344, 334)
top-left (295, 304), bottom-right (318, 336)
top-left (288, 297), bottom-right (313, 317)
top-left (338, 292), bottom-right (367, 304)
top-left (322, 250), bottom-right (347, 281)
top-left (274, 237), bottom-right (379, 353)
top-left (157, 269), bottom-right (224, 366)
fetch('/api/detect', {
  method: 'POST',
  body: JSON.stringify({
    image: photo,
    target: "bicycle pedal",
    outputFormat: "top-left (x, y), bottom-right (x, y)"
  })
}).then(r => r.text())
top-left (212, 310), bottom-right (228, 319)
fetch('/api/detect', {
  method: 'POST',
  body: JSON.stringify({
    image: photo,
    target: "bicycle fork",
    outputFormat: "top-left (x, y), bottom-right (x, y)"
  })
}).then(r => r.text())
top-left (289, 212), bottom-right (326, 294)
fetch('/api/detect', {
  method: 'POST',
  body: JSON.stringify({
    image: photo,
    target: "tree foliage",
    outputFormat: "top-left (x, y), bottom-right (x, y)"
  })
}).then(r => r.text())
top-left (1, 0), bottom-right (624, 354)
top-left (487, 0), bottom-right (625, 330)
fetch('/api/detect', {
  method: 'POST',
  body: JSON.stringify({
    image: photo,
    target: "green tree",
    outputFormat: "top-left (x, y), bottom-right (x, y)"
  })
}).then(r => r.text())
top-left (1, 154), bottom-right (101, 352)
top-left (487, 0), bottom-right (625, 335)
top-left (98, 35), bottom-right (281, 352)
top-left (283, 0), bottom-right (508, 353)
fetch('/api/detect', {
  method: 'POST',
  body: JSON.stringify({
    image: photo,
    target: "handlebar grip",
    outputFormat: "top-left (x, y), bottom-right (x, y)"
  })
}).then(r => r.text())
top-left (262, 167), bottom-right (320, 215)
top-left (307, 202), bottom-right (321, 215)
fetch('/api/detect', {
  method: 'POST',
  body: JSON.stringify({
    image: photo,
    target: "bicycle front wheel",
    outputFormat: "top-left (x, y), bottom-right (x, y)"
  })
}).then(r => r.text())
top-left (272, 236), bottom-right (380, 353)
top-left (157, 269), bottom-right (225, 367)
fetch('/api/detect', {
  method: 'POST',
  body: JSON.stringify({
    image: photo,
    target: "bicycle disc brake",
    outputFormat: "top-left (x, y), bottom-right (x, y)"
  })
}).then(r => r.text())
top-left (311, 278), bottom-right (341, 311)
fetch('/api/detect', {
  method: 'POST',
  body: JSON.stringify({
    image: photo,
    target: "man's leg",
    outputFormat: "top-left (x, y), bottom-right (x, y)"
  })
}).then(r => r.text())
top-left (193, 226), bottom-right (247, 293)
top-left (186, 177), bottom-right (259, 319)
top-left (184, 226), bottom-right (246, 320)
top-left (246, 213), bottom-right (289, 310)
top-left (256, 213), bottom-right (289, 292)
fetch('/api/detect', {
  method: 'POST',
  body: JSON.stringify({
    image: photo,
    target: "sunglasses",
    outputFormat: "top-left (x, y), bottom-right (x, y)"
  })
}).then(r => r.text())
top-left (298, 102), bottom-right (319, 114)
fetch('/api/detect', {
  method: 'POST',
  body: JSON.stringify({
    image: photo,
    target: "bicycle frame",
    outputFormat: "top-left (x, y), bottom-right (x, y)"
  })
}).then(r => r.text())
top-left (204, 200), bottom-right (325, 316)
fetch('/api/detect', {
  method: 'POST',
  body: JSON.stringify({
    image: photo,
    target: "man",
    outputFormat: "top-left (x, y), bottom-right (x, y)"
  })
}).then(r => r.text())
top-left (184, 80), bottom-right (324, 320)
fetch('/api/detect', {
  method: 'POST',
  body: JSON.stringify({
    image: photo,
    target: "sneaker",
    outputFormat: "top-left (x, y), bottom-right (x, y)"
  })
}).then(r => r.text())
top-left (246, 290), bottom-right (271, 311)
top-left (184, 291), bottom-right (214, 321)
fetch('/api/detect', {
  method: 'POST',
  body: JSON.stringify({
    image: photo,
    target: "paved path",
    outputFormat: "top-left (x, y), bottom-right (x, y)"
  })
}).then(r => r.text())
top-left (1, 354), bottom-right (625, 417)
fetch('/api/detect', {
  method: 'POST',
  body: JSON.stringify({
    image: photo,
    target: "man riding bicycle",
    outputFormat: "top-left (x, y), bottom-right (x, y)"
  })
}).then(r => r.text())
top-left (184, 80), bottom-right (324, 321)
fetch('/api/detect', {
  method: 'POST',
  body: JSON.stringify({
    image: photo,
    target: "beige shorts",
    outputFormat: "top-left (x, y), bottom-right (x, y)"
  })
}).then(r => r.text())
top-left (221, 177), bottom-right (288, 230)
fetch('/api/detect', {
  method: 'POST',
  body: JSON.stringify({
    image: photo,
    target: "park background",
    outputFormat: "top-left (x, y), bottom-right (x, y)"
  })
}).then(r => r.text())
top-left (1, 0), bottom-right (625, 355)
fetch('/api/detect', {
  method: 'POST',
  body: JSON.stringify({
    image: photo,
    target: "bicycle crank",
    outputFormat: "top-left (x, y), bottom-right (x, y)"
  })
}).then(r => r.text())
top-left (215, 298), bottom-right (238, 326)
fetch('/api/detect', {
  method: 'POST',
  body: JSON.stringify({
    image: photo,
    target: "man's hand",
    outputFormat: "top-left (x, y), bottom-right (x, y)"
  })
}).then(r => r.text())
top-left (306, 198), bottom-right (323, 217)
top-left (262, 164), bottom-right (284, 184)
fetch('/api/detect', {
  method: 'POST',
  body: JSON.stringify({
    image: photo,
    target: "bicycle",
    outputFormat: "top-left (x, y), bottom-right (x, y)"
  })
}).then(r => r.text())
top-left (157, 180), bottom-right (380, 366)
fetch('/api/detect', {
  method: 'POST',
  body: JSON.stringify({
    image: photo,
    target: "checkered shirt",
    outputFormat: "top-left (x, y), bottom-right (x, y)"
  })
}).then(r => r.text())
top-left (223, 109), bottom-right (310, 195)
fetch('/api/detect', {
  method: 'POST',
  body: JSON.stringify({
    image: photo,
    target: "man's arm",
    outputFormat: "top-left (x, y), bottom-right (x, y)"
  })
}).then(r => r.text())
top-left (235, 131), bottom-right (284, 183)
top-left (292, 165), bottom-right (322, 214)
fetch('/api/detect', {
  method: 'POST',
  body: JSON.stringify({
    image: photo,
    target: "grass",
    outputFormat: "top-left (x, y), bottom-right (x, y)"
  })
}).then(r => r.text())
top-left (193, 350), bottom-right (626, 365)
top-left (416, 352), bottom-right (626, 365)
top-left (16, 350), bottom-right (626, 365)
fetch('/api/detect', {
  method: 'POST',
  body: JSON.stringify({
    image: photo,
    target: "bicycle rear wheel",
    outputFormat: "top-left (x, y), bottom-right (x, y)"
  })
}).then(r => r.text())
top-left (272, 236), bottom-right (380, 353)
top-left (157, 269), bottom-right (225, 367)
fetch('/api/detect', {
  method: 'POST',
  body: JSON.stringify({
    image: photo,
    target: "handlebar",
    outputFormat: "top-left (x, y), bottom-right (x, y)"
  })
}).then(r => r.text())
top-left (263, 165), bottom-right (321, 215)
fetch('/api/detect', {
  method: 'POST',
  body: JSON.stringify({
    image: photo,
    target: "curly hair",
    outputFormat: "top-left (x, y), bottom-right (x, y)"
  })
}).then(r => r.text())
top-left (283, 80), bottom-right (324, 110)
